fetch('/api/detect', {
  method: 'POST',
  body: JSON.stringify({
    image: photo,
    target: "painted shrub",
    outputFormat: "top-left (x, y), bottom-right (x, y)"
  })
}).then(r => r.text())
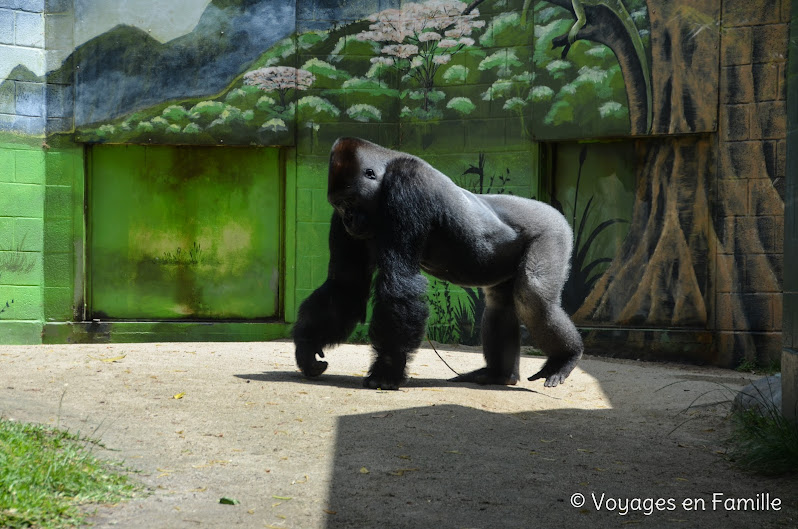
top-left (74, 0), bottom-right (641, 145)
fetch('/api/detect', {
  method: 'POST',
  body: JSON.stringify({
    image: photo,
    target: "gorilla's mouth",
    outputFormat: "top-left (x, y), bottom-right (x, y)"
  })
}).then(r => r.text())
top-left (342, 209), bottom-right (374, 239)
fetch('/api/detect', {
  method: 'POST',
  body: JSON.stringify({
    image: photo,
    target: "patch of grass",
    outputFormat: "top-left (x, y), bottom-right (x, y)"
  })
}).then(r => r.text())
top-left (349, 324), bottom-right (370, 344)
top-left (735, 358), bottom-right (758, 373)
top-left (523, 347), bottom-right (545, 357)
top-left (729, 398), bottom-right (798, 476)
top-left (0, 418), bottom-right (142, 528)
top-left (735, 357), bottom-right (781, 376)
top-left (155, 241), bottom-right (205, 266)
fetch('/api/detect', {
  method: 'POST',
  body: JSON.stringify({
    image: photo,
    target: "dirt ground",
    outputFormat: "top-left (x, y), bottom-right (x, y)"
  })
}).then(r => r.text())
top-left (0, 341), bottom-right (796, 528)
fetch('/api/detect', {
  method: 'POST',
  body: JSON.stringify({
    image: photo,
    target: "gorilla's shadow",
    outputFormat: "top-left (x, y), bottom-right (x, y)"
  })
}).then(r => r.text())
top-left (322, 404), bottom-right (597, 528)
top-left (315, 402), bottom-right (792, 529)
top-left (234, 371), bottom-right (547, 394)
top-left (237, 364), bottom-right (796, 527)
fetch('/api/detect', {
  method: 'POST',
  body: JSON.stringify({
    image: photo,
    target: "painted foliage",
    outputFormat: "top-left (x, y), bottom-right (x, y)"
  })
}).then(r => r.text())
top-left (71, 0), bottom-right (654, 144)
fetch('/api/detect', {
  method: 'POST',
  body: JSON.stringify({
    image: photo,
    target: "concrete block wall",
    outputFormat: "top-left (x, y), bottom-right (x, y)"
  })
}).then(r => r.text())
top-left (42, 143), bottom-right (82, 323)
top-left (0, 0), bottom-right (792, 360)
top-left (715, 0), bottom-right (790, 365)
top-left (0, 140), bottom-right (45, 342)
top-left (0, 0), bottom-right (74, 134)
top-left (0, 0), bottom-right (77, 343)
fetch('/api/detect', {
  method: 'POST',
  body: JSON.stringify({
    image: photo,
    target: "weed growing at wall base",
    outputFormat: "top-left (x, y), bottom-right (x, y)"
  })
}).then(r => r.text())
top-left (0, 418), bottom-right (142, 528)
top-left (729, 401), bottom-right (798, 476)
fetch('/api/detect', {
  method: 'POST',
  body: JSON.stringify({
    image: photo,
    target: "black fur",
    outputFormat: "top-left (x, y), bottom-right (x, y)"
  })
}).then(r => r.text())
top-left (292, 138), bottom-right (583, 389)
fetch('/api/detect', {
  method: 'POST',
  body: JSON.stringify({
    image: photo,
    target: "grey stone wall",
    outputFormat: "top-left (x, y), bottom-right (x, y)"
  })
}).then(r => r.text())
top-left (0, 0), bottom-right (73, 134)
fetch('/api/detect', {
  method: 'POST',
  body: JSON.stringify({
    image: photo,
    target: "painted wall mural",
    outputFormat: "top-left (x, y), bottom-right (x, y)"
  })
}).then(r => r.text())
top-left (0, 0), bottom-right (788, 367)
top-left (549, 142), bottom-right (634, 316)
top-left (66, 0), bottom-right (660, 144)
top-left (71, 0), bottom-right (297, 126)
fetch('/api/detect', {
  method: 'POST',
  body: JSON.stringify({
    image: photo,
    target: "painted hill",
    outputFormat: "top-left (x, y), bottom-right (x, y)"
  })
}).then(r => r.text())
top-left (48, 0), bottom-right (296, 126)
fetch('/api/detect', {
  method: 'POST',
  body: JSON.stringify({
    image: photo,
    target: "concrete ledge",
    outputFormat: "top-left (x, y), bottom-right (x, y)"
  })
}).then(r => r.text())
top-left (42, 321), bottom-right (291, 344)
top-left (580, 327), bottom-right (717, 365)
top-left (0, 320), bottom-right (42, 344)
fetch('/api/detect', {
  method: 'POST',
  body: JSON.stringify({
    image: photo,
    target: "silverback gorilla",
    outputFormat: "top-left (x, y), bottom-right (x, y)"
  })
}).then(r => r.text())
top-left (292, 138), bottom-right (583, 390)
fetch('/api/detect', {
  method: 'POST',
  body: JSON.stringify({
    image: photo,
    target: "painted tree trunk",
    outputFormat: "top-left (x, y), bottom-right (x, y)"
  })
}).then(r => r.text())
top-left (573, 136), bottom-right (712, 326)
top-left (573, 1), bottom-right (719, 326)
top-left (574, 0), bottom-right (783, 365)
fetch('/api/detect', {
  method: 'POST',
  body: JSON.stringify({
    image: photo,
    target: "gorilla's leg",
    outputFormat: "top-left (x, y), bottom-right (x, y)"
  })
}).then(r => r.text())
top-left (520, 300), bottom-right (583, 387)
top-left (515, 239), bottom-right (583, 387)
top-left (451, 281), bottom-right (520, 385)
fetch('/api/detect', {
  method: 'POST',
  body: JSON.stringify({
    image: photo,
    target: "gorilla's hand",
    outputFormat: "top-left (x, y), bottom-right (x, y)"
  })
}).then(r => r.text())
top-left (363, 358), bottom-right (406, 390)
top-left (295, 344), bottom-right (328, 378)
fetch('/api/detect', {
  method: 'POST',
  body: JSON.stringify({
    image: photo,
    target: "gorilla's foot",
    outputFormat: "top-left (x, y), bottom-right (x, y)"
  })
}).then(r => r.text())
top-left (528, 355), bottom-right (580, 387)
top-left (450, 368), bottom-right (519, 386)
top-left (363, 359), bottom-right (406, 390)
top-left (295, 347), bottom-right (328, 378)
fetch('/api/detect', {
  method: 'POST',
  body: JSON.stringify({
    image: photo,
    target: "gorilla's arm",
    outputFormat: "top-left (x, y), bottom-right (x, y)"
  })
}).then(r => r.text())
top-left (363, 158), bottom-right (431, 389)
top-left (292, 213), bottom-right (374, 377)
top-left (365, 251), bottom-right (429, 389)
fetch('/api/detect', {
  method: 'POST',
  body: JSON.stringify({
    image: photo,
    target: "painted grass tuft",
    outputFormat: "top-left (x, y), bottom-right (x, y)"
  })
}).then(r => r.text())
top-left (0, 418), bottom-right (141, 528)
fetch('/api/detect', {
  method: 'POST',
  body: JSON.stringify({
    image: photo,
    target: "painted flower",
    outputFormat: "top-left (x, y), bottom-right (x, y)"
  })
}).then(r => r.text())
top-left (433, 54), bottom-right (452, 65)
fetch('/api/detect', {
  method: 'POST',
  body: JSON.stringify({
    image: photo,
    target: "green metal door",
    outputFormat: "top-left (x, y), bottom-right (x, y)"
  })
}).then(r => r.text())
top-left (89, 145), bottom-right (282, 320)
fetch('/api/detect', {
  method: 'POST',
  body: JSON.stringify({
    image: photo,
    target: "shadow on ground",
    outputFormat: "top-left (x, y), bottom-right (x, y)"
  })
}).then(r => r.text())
top-left (240, 353), bottom-right (798, 529)
top-left (236, 370), bottom-right (546, 394)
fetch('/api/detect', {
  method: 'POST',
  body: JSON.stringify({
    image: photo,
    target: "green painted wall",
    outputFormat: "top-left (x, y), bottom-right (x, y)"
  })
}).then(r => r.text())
top-left (44, 144), bottom-right (85, 325)
top-left (0, 139), bottom-right (45, 343)
top-left (548, 142), bottom-right (635, 316)
top-left (0, 138), bottom-right (84, 344)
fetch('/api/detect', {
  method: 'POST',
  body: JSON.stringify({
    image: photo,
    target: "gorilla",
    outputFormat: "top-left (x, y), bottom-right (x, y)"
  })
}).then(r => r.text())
top-left (292, 138), bottom-right (583, 390)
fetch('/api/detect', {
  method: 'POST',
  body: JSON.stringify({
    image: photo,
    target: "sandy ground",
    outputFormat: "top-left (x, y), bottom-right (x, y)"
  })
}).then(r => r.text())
top-left (0, 340), bottom-right (796, 529)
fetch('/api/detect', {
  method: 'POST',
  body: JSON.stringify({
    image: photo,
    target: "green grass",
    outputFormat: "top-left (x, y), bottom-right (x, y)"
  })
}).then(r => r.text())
top-left (729, 400), bottom-right (798, 476)
top-left (735, 357), bottom-right (781, 375)
top-left (523, 347), bottom-right (545, 357)
top-left (0, 418), bottom-right (142, 528)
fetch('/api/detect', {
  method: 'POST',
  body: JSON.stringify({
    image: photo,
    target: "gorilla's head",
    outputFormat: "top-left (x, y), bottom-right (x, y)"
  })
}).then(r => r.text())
top-left (327, 137), bottom-right (389, 239)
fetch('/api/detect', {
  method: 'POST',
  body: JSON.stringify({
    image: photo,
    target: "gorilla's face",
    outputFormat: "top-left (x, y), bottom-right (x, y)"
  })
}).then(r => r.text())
top-left (327, 138), bottom-right (387, 239)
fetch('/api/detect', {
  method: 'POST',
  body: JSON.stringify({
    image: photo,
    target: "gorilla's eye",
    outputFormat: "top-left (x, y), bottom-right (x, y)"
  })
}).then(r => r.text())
top-left (364, 168), bottom-right (376, 180)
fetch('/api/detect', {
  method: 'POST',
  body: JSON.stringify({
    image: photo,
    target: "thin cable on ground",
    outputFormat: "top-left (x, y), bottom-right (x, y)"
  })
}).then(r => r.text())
top-left (426, 337), bottom-right (461, 377)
